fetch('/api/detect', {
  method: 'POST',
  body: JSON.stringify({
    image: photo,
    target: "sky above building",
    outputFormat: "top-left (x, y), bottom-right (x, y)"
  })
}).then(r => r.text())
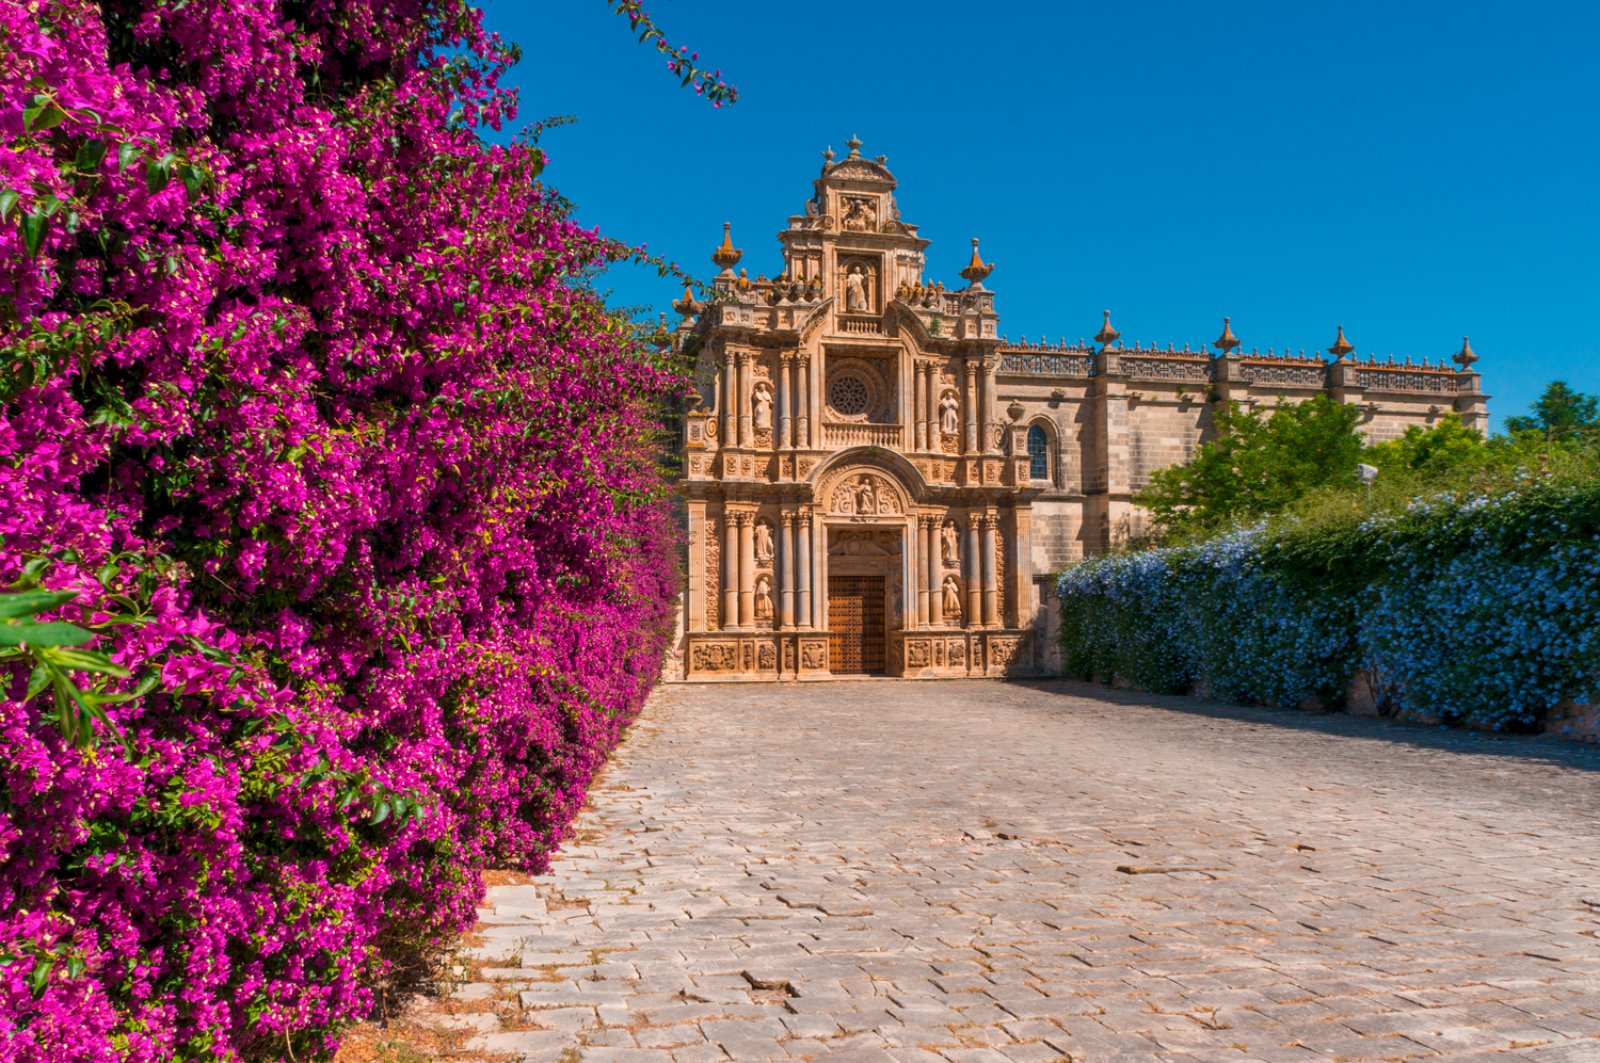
top-left (483, 1), bottom-right (1598, 427)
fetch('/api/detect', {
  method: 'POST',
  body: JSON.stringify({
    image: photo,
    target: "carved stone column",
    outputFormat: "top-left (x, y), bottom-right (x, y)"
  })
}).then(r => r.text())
top-left (720, 351), bottom-right (736, 450)
top-left (811, 513), bottom-right (825, 629)
top-left (982, 356), bottom-right (999, 454)
top-left (915, 515), bottom-right (932, 627)
top-left (981, 513), bottom-right (999, 628)
top-left (736, 352), bottom-right (753, 449)
top-left (797, 508), bottom-right (813, 629)
top-left (913, 363), bottom-right (928, 452)
top-left (927, 516), bottom-right (943, 626)
top-left (779, 512), bottom-right (796, 628)
top-left (777, 353), bottom-right (793, 451)
top-left (964, 517), bottom-right (981, 628)
top-left (737, 511), bottom-right (755, 628)
top-left (963, 359), bottom-right (979, 454)
top-left (926, 363), bottom-right (940, 455)
top-left (722, 507), bottom-right (739, 630)
top-left (796, 353), bottom-right (811, 449)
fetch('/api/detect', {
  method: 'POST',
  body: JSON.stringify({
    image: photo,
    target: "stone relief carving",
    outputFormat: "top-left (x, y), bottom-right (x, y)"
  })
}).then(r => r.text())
top-left (754, 519), bottom-right (774, 565)
top-left (758, 643), bottom-right (776, 670)
top-left (948, 639), bottom-right (966, 667)
top-left (692, 643), bottom-right (737, 672)
top-left (941, 521), bottom-right (960, 565)
top-left (841, 196), bottom-right (876, 232)
top-left (830, 473), bottom-right (901, 517)
top-left (906, 641), bottom-right (930, 668)
top-left (801, 642), bottom-right (827, 670)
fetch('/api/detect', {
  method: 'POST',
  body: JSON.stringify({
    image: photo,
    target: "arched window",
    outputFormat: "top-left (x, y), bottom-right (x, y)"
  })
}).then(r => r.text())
top-left (1026, 424), bottom-right (1050, 481)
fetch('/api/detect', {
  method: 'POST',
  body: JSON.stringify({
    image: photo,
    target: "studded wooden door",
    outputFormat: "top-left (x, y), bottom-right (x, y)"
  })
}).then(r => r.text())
top-left (828, 575), bottom-right (886, 675)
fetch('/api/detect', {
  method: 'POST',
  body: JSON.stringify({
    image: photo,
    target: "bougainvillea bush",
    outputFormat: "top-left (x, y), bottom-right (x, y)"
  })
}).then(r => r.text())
top-left (1058, 474), bottom-right (1600, 730)
top-left (2, 2), bottom-right (681, 1059)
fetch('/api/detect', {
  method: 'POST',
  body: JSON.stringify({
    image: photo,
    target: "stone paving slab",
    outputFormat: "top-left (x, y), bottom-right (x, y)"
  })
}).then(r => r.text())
top-left (405, 680), bottom-right (1600, 1062)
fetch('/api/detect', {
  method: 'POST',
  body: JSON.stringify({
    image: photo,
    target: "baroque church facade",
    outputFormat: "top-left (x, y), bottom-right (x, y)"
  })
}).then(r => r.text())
top-left (672, 139), bottom-right (1489, 680)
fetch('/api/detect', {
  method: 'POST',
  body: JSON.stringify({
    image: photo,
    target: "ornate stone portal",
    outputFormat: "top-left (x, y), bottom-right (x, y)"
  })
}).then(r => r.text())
top-left (675, 138), bottom-right (1489, 680)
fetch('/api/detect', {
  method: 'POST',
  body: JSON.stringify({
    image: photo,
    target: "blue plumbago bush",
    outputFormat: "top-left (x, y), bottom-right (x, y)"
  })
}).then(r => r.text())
top-left (1058, 476), bottom-right (1600, 730)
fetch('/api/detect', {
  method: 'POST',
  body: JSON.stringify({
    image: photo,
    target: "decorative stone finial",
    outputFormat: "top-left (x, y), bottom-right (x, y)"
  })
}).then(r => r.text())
top-left (1094, 309), bottom-right (1120, 348)
top-left (711, 222), bottom-right (742, 272)
top-left (959, 237), bottom-right (993, 287)
top-left (822, 145), bottom-right (835, 163)
top-left (846, 135), bottom-right (863, 159)
top-left (672, 282), bottom-right (699, 319)
top-left (1453, 335), bottom-right (1478, 369)
top-left (1213, 316), bottom-right (1241, 355)
top-left (1327, 324), bottom-right (1354, 360)
top-left (1007, 400), bottom-right (1026, 423)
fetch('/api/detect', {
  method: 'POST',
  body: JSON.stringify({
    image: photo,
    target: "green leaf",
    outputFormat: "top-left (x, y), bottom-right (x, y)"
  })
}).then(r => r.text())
top-left (117, 142), bottom-right (141, 173)
top-left (0, 190), bottom-right (17, 221)
top-left (75, 137), bottom-right (107, 173)
top-left (0, 622), bottom-right (92, 647)
top-left (0, 590), bottom-right (77, 619)
top-left (19, 211), bottom-right (49, 258)
top-left (370, 800), bottom-right (391, 826)
top-left (146, 152), bottom-right (176, 194)
top-left (43, 648), bottom-right (129, 677)
top-left (26, 664), bottom-right (50, 701)
top-left (179, 162), bottom-right (206, 200)
top-left (66, 955), bottom-right (85, 979)
top-left (24, 96), bottom-right (69, 134)
top-left (28, 956), bottom-right (52, 998)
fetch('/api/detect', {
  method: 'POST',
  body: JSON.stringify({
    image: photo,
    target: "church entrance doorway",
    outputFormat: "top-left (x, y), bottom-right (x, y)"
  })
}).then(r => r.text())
top-left (827, 575), bottom-right (886, 675)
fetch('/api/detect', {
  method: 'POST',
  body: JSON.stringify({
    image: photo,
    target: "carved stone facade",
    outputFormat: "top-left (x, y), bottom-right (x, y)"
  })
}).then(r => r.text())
top-left (675, 140), bottom-right (1490, 679)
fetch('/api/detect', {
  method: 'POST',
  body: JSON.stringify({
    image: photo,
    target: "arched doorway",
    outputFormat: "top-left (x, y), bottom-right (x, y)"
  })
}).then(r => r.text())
top-left (812, 460), bottom-right (916, 676)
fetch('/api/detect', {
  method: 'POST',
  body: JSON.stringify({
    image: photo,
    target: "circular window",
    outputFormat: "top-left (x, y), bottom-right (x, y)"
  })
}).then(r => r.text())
top-left (828, 374), bottom-right (870, 417)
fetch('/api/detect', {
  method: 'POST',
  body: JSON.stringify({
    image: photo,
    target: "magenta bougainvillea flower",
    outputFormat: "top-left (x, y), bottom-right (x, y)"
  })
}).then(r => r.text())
top-left (0, 2), bottom-right (681, 1059)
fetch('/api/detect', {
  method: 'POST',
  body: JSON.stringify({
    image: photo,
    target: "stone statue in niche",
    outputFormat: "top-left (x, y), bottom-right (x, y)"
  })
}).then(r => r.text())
top-left (754, 575), bottom-right (773, 621)
top-left (942, 520), bottom-right (960, 565)
top-left (752, 382), bottom-right (774, 431)
top-left (939, 392), bottom-right (960, 436)
top-left (844, 265), bottom-right (869, 313)
top-left (754, 519), bottom-right (774, 564)
top-left (853, 476), bottom-right (879, 515)
top-left (942, 575), bottom-right (963, 620)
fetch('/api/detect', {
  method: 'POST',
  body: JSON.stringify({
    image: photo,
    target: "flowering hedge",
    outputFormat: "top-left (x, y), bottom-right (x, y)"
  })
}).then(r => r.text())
top-left (1058, 477), bottom-right (1600, 730)
top-left (2, 3), bottom-right (681, 1061)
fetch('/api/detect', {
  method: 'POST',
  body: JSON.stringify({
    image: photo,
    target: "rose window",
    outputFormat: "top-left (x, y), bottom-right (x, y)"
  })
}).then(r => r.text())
top-left (828, 374), bottom-right (870, 417)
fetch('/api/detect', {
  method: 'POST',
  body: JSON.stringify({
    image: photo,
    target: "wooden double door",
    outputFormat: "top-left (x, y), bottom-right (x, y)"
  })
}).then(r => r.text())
top-left (827, 575), bottom-right (887, 675)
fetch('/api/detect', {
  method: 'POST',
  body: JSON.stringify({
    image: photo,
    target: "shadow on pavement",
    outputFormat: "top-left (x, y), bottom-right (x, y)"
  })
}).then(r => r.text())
top-left (1011, 676), bottom-right (1600, 775)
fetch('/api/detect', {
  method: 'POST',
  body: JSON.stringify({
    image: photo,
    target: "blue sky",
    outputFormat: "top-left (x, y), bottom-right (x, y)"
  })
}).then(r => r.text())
top-left (483, 2), bottom-right (1598, 427)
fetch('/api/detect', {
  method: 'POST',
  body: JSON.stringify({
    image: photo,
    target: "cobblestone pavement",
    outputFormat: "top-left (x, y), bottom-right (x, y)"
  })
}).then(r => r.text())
top-left (429, 681), bottom-right (1600, 1063)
